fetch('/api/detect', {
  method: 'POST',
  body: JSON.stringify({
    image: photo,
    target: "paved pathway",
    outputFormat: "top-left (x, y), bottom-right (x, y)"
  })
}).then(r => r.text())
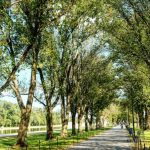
top-left (68, 126), bottom-right (132, 150)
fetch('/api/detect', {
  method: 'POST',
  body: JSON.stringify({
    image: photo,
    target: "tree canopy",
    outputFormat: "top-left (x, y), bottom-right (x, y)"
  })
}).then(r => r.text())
top-left (0, 0), bottom-right (150, 148)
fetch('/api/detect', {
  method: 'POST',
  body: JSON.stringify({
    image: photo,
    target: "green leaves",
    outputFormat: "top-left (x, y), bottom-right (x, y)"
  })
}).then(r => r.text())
top-left (103, 0), bottom-right (150, 68)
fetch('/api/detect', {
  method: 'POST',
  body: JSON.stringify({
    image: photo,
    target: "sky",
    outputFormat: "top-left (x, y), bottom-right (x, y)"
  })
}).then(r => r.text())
top-left (0, 45), bottom-right (111, 112)
top-left (0, 69), bottom-right (60, 112)
top-left (0, 92), bottom-right (61, 112)
top-left (0, 26), bottom-right (110, 112)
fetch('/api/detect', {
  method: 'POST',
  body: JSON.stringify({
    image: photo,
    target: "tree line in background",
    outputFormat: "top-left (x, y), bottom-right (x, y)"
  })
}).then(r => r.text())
top-left (0, 0), bottom-right (150, 148)
top-left (0, 100), bottom-right (61, 127)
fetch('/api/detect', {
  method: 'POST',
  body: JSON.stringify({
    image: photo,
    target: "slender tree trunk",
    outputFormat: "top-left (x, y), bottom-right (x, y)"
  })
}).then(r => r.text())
top-left (16, 109), bottom-right (30, 147)
top-left (61, 95), bottom-right (66, 137)
top-left (96, 112), bottom-right (101, 129)
top-left (61, 120), bottom-right (68, 137)
top-left (71, 96), bottom-right (77, 135)
top-left (64, 95), bottom-right (70, 135)
top-left (71, 113), bottom-right (76, 135)
top-left (0, 45), bottom-right (32, 93)
top-left (147, 112), bottom-right (150, 129)
top-left (78, 106), bottom-right (84, 132)
top-left (89, 121), bottom-right (92, 130)
top-left (127, 106), bottom-right (130, 125)
top-left (138, 112), bottom-right (144, 129)
top-left (37, 68), bottom-right (54, 140)
top-left (145, 108), bottom-right (150, 130)
top-left (89, 113), bottom-right (93, 130)
top-left (138, 106), bottom-right (144, 129)
top-left (16, 49), bottom-right (37, 147)
top-left (45, 105), bottom-right (53, 140)
top-left (136, 113), bottom-right (139, 128)
top-left (61, 95), bottom-right (69, 137)
top-left (61, 116), bottom-right (69, 137)
top-left (131, 98), bottom-right (135, 136)
top-left (71, 106), bottom-right (76, 135)
top-left (85, 106), bottom-right (88, 131)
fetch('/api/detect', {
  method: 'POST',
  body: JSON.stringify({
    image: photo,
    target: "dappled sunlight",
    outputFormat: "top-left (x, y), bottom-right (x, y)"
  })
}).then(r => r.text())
top-left (68, 126), bottom-right (131, 150)
top-left (1, 0), bottom-right (150, 149)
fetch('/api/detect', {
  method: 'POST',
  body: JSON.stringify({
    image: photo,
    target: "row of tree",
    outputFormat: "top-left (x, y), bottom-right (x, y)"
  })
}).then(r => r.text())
top-left (0, 0), bottom-right (117, 148)
top-left (102, 0), bottom-right (150, 135)
top-left (0, 0), bottom-right (150, 148)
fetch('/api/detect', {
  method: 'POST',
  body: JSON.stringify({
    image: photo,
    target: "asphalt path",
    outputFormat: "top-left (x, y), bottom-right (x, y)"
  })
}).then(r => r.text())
top-left (68, 126), bottom-right (132, 150)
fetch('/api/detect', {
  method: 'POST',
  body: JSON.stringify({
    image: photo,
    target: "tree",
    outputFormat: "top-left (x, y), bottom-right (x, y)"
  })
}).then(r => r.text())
top-left (101, 0), bottom-right (150, 69)
top-left (0, 0), bottom-right (51, 147)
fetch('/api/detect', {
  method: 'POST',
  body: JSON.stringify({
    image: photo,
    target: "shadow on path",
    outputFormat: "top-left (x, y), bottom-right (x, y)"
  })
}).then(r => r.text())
top-left (68, 126), bottom-right (132, 150)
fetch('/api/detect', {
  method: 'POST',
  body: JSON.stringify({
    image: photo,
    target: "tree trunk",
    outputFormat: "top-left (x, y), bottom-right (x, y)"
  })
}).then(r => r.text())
top-left (89, 121), bottom-right (92, 130)
top-left (72, 113), bottom-right (76, 135)
top-left (145, 108), bottom-right (150, 130)
top-left (45, 105), bottom-right (53, 140)
top-left (85, 107), bottom-right (88, 131)
top-left (127, 106), bottom-right (130, 125)
top-left (78, 106), bottom-right (84, 132)
top-left (61, 119), bottom-right (68, 137)
top-left (0, 44), bottom-right (32, 93)
top-left (89, 114), bottom-right (93, 130)
top-left (61, 95), bottom-right (69, 137)
top-left (16, 49), bottom-right (37, 147)
top-left (131, 98), bottom-right (135, 136)
top-left (147, 112), bottom-right (150, 129)
top-left (64, 95), bottom-right (70, 135)
top-left (71, 105), bottom-right (76, 135)
top-left (61, 95), bottom-right (66, 137)
top-left (16, 110), bottom-right (30, 147)
top-left (138, 111), bottom-right (144, 129)
top-left (96, 112), bottom-right (101, 130)
top-left (71, 96), bottom-right (77, 135)
top-left (37, 67), bottom-right (54, 140)
top-left (136, 113), bottom-right (139, 128)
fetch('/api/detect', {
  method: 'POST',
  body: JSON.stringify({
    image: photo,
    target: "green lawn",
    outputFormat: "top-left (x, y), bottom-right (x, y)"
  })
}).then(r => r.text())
top-left (142, 130), bottom-right (150, 148)
top-left (132, 127), bottom-right (150, 148)
top-left (0, 128), bottom-right (111, 150)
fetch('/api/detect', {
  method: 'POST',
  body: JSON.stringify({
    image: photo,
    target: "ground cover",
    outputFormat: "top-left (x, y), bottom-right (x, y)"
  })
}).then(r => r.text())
top-left (130, 127), bottom-right (150, 149)
top-left (142, 130), bottom-right (150, 148)
top-left (0, 128), bottom-right (111, 150)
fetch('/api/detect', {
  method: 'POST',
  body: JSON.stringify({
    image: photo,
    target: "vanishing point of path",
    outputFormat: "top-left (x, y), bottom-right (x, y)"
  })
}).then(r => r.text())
top-left (68, 126), bottom-right (132, 150)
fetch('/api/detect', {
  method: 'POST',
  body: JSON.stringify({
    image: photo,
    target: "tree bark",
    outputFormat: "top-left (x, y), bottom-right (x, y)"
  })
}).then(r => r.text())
top-left (145, 108), bottom-right (150, 130)
top-left (96, 111), bottom-right (101, 129)
top-left (78, 106), bottom-right (84, 132)
top-left (147, 111), bottom-right (150, 129)
top-left (71, 96), bottom-right (77, 135)
top-left (89, 112), bottom-right (93, 130)
top-left (0, 45), bottom-right (32, 93)
top-left (45, 105), bottom-right (53, 140)
top-left (16, 109), bottom-right (30, 147)
top-left (16, 49), bottom-right (37, 147)
top-left (136, 113), bottom-right (139, 128)
top-left (85, 106), bottom-right (89, 131)
top-left (138, 110), bottom-right (144, 129)
top-left (37, 68), bottom-right (54, 140)
top-left (61, 94), bottom-right (69, 137)
top-left (71, 113), bottom-right (76, 135)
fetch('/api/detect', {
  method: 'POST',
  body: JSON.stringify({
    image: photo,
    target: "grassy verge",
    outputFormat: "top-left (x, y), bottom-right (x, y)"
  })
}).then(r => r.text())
top-left (129, 127), bottom-right (150, 149)
top-left (0, 127), bottom-right (111, 150)
top-left (141, 130), bottom-right (150, 148)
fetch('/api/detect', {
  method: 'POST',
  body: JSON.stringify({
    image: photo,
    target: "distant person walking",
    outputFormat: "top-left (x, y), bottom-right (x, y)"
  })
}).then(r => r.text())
top-left (120, 122), bottom-right (123, 129)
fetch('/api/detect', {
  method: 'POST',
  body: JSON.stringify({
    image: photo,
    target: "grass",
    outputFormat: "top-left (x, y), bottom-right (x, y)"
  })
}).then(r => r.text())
top-left (0, 127), bottom-right (111, 150)
top-left (129, 127), bottom-right (150, 149)
top-left (141, 130), bottom-right (150, 148)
